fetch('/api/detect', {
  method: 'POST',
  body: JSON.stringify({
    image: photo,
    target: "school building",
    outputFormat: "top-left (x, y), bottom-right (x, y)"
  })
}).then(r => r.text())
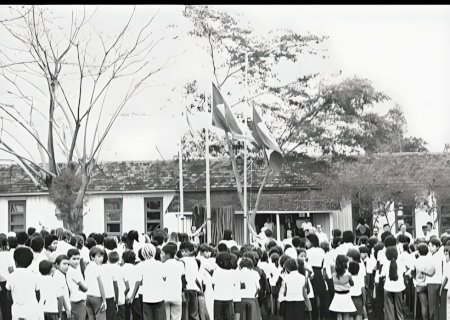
top-left (1, 152), bottom-right (450, 244)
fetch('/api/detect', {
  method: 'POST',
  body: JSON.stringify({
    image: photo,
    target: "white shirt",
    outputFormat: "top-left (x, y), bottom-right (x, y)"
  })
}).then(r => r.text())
top-left (381, 261), bottom-right (406, 292)
top-left (181, 257), bottom-right (200, 291)
top-left (306, 247), bottom-right (325, 268)
top-left (212, 268), bottom-right (238, 301)
top-left (138, 259), bottom-right (166, 303)
top-left (80, 246), bottom-right (90, 264)
top-left (334, 242), bottom-right (357, 259)
top-left (281, 271), bottom-right (306, 301)
top-left (110, 263), bottom-right (127, 305)
top-left (28, 251), bottom-right (48, 275)
top-left (122, 263), bottom-right (140, 300)
top-left (163, 259), bottom-right (185, 302)
top-left (39, 275), bottom-right (62, 313)
top-left (412, 255), bottom-right (429, 287)
top-left (350, 262), bottom-right (366, 296)
top-left (285, 247), bottom-right (298, 260)
top-left (239, 268), bottom-right (260, 299)
top-left (218, 240), bottom-right (238, 249)
top-left (316, 231), bottom-right (329, 245)
top-left (66, 266), bottom-right (87, 302)
top-left (444, 261), bottom-right (450, 290)
top-left (85, 263), bottom-right (102, 297)
top-left (427, 250), bottom-right (445, 284)
top-left (50, 241), bottom-right (74, 262)
top-left (53, 269), bottom-right (71, 311)
top-left (101, 263), bottom-right (118, 299)
top-left (6, 268), bottom-right (41, 319)
top-left (395, 232), bottom-right (413, 243)
top-left (0, 251), bottom-right (11, 282)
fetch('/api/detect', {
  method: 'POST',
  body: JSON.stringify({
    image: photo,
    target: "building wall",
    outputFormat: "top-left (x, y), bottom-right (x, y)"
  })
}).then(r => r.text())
top-left (0, 192), bottom-right (176, 234)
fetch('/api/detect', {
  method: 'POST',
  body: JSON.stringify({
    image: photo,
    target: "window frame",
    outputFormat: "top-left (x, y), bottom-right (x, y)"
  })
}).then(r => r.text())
top-left (8, 200), bottom-right (26, 232)
top-left (144, 197), bottom-right (163, 233)
top-left (104, 198), bottom-right (123, 236)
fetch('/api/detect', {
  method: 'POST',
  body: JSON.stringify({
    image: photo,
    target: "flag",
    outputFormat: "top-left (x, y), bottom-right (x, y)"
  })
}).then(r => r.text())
top-left (250, 103), bottom-right (283, 171)
top-left (185, 110), bottom-right (195, 138)
top-left (212, 82), bottom-right (243, 136)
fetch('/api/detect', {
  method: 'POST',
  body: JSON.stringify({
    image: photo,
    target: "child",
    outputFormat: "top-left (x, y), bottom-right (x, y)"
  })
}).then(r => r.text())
top-left (279, 258), bottom-right (309, 320)
top-left (6, 247), bottom-right (41, 320)
top-left (238, 257), bottom-right (261, 320)
top-left (130, 243), bottom-right (166, 320)
top-left (161, 242), bottom-right (184, 320)
top-left (121, 250), bottom-right (140, 320)
top-left (108, 251), bottom-right (128, 320)
top-left (180, 241), bottom-right (201, 320)
top-left (380, 246), bottom-right (406, 320)
top-left (329, 254), bottom-right (356, 320)
top-left (67, 248), bottom-right (88, 320)
top-left (348, 261), bottom-right (363, 320)
top-left (441, 246), bottom-right (450, 320)
top-left (101, 250), bottom-right (119, 320)
top-left (85, 246), bottom-right (107, 320)
top-left (53, 254), bottom-right (72, 319)
top-left (212, 251), bottom-right (238, 320)
top-left (39, 260), bottom-right (64, 320)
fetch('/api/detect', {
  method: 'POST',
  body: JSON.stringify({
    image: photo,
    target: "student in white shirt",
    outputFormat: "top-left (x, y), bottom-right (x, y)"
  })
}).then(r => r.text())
top-left (85, 246), bottom-right (107, 320)
top-left (6, 247), bottom-right (42, 320)
top-left (306, 234), bottom-right (327, 320)
top-left (180, 241), bottom-right (201, 320)
top-left (279, 258), bottom-right (309, 320)
top-left (67, 248), bottom-right (88, 320)
top-left (440, 245), bottom-right (450, 320)
top-left (108, 251), bottom-right (128, 320)
top-left (129, 243), bottom-right (166, 320)
top-left (53, 254), bottom-right (72, 319)
top-left (212, 251), bottom-right (238, 320)
top-left (121, 249), bottom-right (140, 320)
top-left (39, 260), bottom-right (63, 320)
top-left (238, 257), bottom-right (261, 320)
top-left (161, 242), bottom-right (184, 320)
top-left (28, 236), bottom-right (47, 275)
top-left (101, 251), bottom-right (119, 320)
top-left (381, 247), bottom-right (406, 320)
top-left (219, 230), bottom-right (238, 250)
top-left (427, 238), bottom-right (444, 320)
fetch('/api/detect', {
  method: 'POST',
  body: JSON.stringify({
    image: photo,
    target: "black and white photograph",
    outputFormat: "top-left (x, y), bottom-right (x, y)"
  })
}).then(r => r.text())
top-left (0, 4), bottom-right (449, 320)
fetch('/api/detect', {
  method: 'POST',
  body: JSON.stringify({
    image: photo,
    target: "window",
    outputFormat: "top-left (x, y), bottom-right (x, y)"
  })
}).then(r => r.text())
top-left (8, 200), bottom-right (26, 232)
top-left (144, 198), bottom-right (163, 233)
top-left (104, 199), bottom-right (122, 236)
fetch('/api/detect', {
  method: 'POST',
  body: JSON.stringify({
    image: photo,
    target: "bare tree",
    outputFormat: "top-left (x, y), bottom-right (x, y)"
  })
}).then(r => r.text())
top-left (0, 6), bottom-right (174, 232)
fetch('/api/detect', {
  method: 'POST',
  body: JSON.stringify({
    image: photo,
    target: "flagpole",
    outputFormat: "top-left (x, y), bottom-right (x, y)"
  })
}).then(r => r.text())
top-left (206, 97), bottom-right (212, 244)
top-left (179, 137), bottom-right (184, 233)
top-left (243, 52), bottom-right (249, 244)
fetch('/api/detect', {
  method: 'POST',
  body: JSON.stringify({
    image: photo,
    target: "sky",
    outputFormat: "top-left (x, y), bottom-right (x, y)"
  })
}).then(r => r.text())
top-left (0, 5), bottom-right (449, 163)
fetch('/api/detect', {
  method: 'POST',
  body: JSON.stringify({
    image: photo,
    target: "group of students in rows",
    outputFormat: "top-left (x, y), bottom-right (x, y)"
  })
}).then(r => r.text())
top-left (1, 224), bottom-right (450, 320)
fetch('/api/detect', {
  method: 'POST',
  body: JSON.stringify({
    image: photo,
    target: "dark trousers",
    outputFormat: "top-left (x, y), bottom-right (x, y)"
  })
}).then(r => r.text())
top-left (129, 295), bottom-right (143, 320)
top-left (143, 301), bottom-right (166, 320)
top-left (427, 283), bottom-right (440, 320)
top-left (117, 304), bottom-right (125, 320)
top-left (384, 290), bottom-right (404, 320)
top-left (440, 289), bottom-right (448, 320)
top-left (44, 312), bottom-right (59, 320)
top-left (71, 300), bottom-right (87, 320)
top-left (213, 300), bottom-right (234, 320)
top-left (106, 297), bottom-right (116, 320)
top-left (183, 290), bottom-right (200, 320)
top-left (375, 279), bottom-right (385, 320)
top-left (325, 278), bottom-right (335, 320)
top-left (0, 281), bottom-right (11, 320)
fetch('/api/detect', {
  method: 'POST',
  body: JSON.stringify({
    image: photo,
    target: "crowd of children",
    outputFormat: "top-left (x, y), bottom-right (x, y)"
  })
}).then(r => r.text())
top-left (1, 224), bottom-right (450, 320)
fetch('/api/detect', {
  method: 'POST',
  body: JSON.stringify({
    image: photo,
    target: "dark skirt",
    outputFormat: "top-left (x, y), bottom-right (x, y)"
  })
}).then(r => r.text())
top-left (351, 295), bottom-right (364, 316)
top-left (311, 267), bottom-right (327, 295)
top-left (280, 300), bottom-right (305, 320)
top-left (143, 301), bottom-right (166, 320)
top-left (240, 298), bottom-right (262, 320)
top-left (214, 300), bottom-right (234, 320)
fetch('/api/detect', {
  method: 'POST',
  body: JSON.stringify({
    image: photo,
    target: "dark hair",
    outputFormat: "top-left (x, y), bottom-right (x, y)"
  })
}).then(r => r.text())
top-left (266, 240), bottom-right (277, 251)
top-left (359, 246), bottom-right (370, 256)
top-left (126, 230), bottom-right (139, 249)
top-left (381, 231), bottom-right (392, 243)
top-left (103, 237), bottom-right (117, 250)
top-left (427, 222), bottom-right (433, 226)
top-left (402, 243), bottom-right (410, 253)
top-left (367, 236), bottom-right (378, 250)
top-left (384, 235), bottom-right (397, 248)
top-left (7, 236), bottom-right (18, 249)
top-left (121, 232), bottom-right (128, 243)
top-left (122, 249), bottom-right (136, 264)
top-left (332, 237), bottom-right (342, 249)
top-left (348, 261), bottom-right (360, 276)
top-left (383, 224), bottom-right (389, 228)
top-left (260, 250), bottom-right (269, 262)
top-left (91, 233), bottom-right (104, 246)
top-left (14, 247), bottom-right (33, 268)
top-left (55, 254), bottom-right (69, 266)
top-left (347, 248), bottom-right (361, 263)
top-left (320, 241), bottom-right (330, 253)
top-left (223, 229), bottom-right (233, 241)
top-left (342, 230), bottom-right (355, 244)
top-left (385, 246), bottom-right (399, 281)
top-left (430, 238), bottom-right (441, 249)
top-left (162, 242), bottom-right (178, 258)
top-left (358, 235), bottom-right (369, 245)
top-left (284, 258), bottom-right (298, 272)
top-left (44, 234), bottom-right (57, 250)
top-left (292, 236), bottom-right (301, 248)
top-left (85, 237), bottom-right (97, 250)
top-left (332, 229), bottom-right (342, 237)
top-left (279, 254), bottom-right (289, 270)
top-left (374, 243), bottom-right (385, 260)
top-left (27, 227), bottom-right (36, 236)
top-left (297, 258), bottom-right (306, 275)
top-left (216, 251), bottom-right (232, 270)
top-left (75, 235), bottom-right (84, 250)
top-left (16, 231), bottom-right (29, 245)
top-left (89, 246), bottom-right (105, 261)
top-left (30, 235), bottom-right (44, 253)
top-left (217, 243), bottom-right (229, 252)
top-left (417, 243), bottom-right (429, 256)
top-left (335, 254), bottom-right (348, 279)
top-left (230, 253), bottom-right (238, 269)
top-left (242, 252), bottom-right (256, 266)
top-left (39, 260), bottom-right (54, 275)
top-left (264, 229), bottom-right (273, 238)
top-left (179, 241), bottom-right (195, 253)
top-left (198, 244), bottom-right (212, 253)
top-left (108, 251), bottom-right (120, 264)
top-left (152, 229), bottom-right (167, 246)
top-left (270, 252), bottom-right (280, 268)
top-left (67, 248), bottom-right (80, 259)
top-left (40, 229), bottom-right (49, 238)
top-left (0, 234), bottom-right (6, 251)
top-left (239, 257), bottom-right (254, 269)
top-left (306, 234), bottom-right (319, 248)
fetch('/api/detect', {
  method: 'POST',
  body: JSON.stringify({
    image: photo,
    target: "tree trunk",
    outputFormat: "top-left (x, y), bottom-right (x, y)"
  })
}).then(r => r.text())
top-left (63, 170), bottom-right (89, 233)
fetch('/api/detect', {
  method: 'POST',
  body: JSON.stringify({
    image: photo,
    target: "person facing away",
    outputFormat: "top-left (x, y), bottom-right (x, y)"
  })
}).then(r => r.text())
top-left (6, 246), bottom-right (42, 320)
top-left (85, 246), bottom-right (108, 320)
top-left (39, 260), bottom-right (64, 320)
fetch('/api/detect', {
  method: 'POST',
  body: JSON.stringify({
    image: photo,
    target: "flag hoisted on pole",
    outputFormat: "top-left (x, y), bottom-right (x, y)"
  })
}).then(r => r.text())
top-left (205, 99), bottom-right (212, 244)
top-left (178, 137), bottom-right (184, 233)
top-left (243, 52), bottom-right (249, 244)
